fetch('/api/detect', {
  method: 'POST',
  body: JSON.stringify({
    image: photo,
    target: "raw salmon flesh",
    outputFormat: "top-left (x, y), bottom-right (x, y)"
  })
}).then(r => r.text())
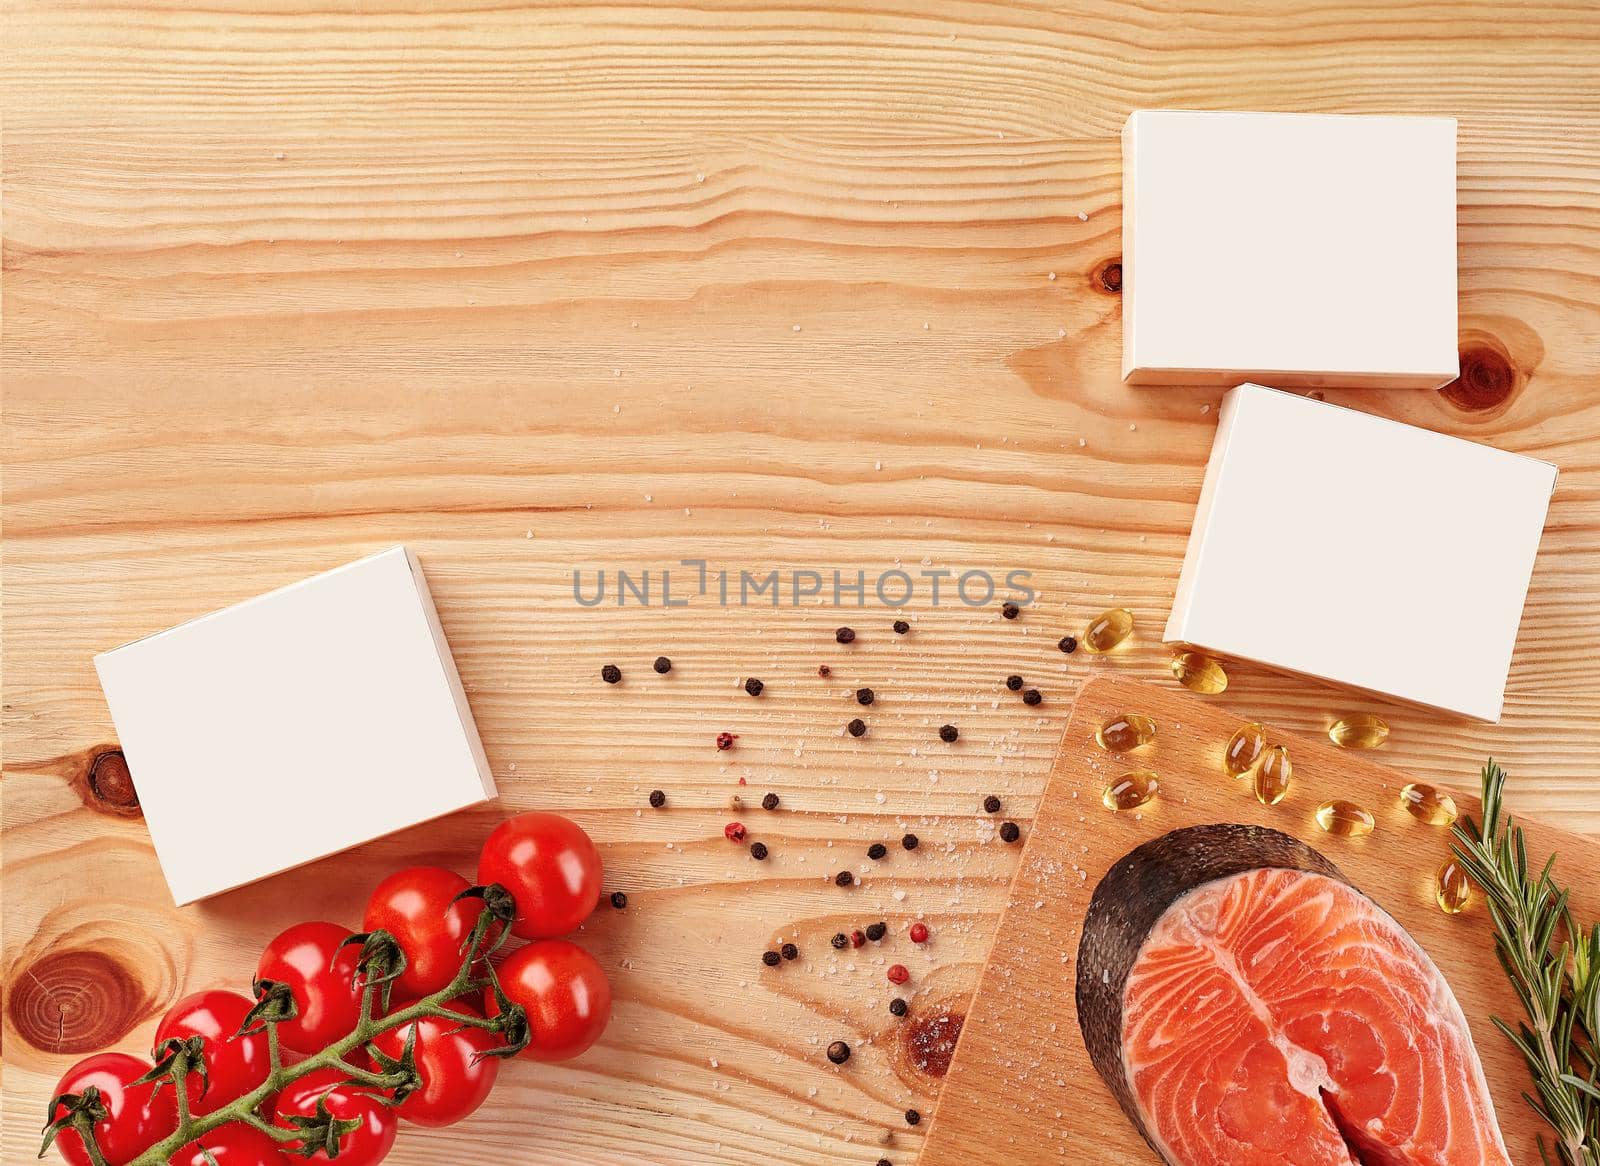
top-left (1076, 824), bottom-right (1510, 1166)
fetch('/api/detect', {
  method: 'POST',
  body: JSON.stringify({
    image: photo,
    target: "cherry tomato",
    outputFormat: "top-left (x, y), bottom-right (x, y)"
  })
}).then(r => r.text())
top-left (155, 990), bottom-right (271, 1115)
top-left (362, 866), bottom-right (487, 998)
top-left (273, 1069), bottom-right (396, 1166)
top-left (170, 1122), bottom-right (287, 1166)
top-left (477, 812), bottom-right (602, 939)
top-left (256, 921), bottom-right (364, 1055)
top-left (369, 998), bottom-right (500, 1127)
top-left (487, 940), bottom-right (611, 1062)
top-left (48, 1052), bottom-right (176, 1166)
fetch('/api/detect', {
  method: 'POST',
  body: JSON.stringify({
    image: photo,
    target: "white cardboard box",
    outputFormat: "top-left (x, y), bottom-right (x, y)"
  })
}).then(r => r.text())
top-left (1123, 110), bottom-right (1459, 389)
top-left (1165, 385), bottom-right (1556, 721)
top-left (96, 547), bottom-right (497, 904)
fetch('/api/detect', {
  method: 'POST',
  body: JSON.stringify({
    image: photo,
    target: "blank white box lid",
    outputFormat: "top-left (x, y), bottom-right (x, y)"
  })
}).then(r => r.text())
top-left (1165, 385), bottom-right (1557, 721)
top-left (1123, 110), bottom-right (1458, 389)
top-left (96, 547), bottom-right (497, 904)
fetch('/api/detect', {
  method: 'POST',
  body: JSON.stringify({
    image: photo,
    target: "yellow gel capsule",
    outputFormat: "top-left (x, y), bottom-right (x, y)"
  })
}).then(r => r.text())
top-left (1254, 745), bottom-right (1292, 806)
top-left (1083, 608), bottom-right (1134, 653)
top-left (1223, 722), bottom-right (1266, 778)
top-left (1315, 800), bottom-right (1375, 837)
top-left (1096, 713), bottom-right (1156, 753)
top-left (1170, 651), bottom-right (1228, 695)
top-left (1437, 860), bottom-right (1471, 914)
top-left (1103, 769), bottom-right (1159, 812)
top-left (1328, 714), bottom-right (1390, 750)
top-left (1399, 783), bottom-right (1458, 827)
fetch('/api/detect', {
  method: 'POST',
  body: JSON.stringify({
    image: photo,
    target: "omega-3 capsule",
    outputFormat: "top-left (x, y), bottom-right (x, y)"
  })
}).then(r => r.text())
top-left (1436, 860), bottom-right (1471, 914)
top-left (1315, 800), bottom-right (1375, 837)
top-left (1096, 713), bottom-right (1156, 753)
top-left (1328, 713), bottom-right (1390, 750)
top-left (1170, 650), bottom-right (1228, 695)
top-left (1223, 722), bottom-right (1266, 777)
top-left (1254, 745), bottom-right (1292, 806)
top-left (1083, 608), bottom-right (1134, 653)
top-left (1103, 770), bottom-right (1159, 812)
top-left (1399, 783), bottom-right (1459, 827)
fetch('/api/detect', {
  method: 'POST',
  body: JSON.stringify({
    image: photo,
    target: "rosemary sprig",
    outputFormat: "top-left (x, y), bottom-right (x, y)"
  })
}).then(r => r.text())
top-left (1451, 759), bottom-right (1600, 1166)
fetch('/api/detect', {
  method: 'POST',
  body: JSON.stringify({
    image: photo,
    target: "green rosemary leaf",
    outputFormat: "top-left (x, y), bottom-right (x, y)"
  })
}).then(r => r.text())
top-left (1454, 760), bottom-right (1599, 1166)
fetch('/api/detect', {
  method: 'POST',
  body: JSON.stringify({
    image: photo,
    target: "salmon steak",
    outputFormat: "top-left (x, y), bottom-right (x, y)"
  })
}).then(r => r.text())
top-left (1075, 824), bottom-right (1510, 1166)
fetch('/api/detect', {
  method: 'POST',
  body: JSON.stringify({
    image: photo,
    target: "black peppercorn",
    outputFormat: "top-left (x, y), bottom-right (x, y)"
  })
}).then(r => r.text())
top-left (983, 794), bottom-right (1002, 814)
top-left (1022, 688), bottom-right (1042, 706)
top-left (892, 619), bottom-right (909, 634)
top-left (1058, 635), bottom-right (1077, 654)
top-left (856, 687), bottom-right (875, 706)
top-left (653, 656), bottom-right (672, 674)
top-left (835, 626), bottom-right (856, 644)
top-left (601, 663), bottom-right (622, 684)
top-left (780, 942), bottom-right (798, 961)
top-left (905, 1109), bottom-right (921, 1126)
top-left (867, 843), bottom-right (887, 860)
top-left (818, 664), bottom-right (832, 677)
top-left (939, 724), bottom-right (958, 743)
top-left (762, 950), bottom-right (780, 967)
top-left (847, 718), bottom-right (867, 737)
top-left (610, 891), bottom-right (628, 909)
top-left (826, 1040), bottom-right (851, 1065)
top-left (865, 921), bottom-right (887, 941)
top-left (744, 677), bottom-right (764, 697)
top-left (831, 932), bottom-right (849, 949)
top-left (1001, 602), bottom-right (1020, 620)
top-left (902, 833), bottom-right (919, 850)
top-left (889, 997), bottom-right (908, 1017)
top-left (648, 789), bottom-right (666, 808)
top-left (1005, 674), bottom-right (1024, 691)
top-left (878, 1159), bottom-right (892, 1166)
top-left (750, 841), bottom-right (769, 860)
top-left (1000, 821), bottom-right (1021, 843)
top-left (835, 870), bottom-right (855, 887)
top-left (761, 792), bottom-right (780, 811)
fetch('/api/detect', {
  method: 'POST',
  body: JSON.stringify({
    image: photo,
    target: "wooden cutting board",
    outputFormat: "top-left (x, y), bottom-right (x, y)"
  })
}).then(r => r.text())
top-left (920, 676), bottom-right (1600, 1166)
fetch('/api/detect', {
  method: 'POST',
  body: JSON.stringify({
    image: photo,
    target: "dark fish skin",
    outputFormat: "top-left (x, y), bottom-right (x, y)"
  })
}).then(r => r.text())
top-left (1075, 824), bottom-right (1348, 1162)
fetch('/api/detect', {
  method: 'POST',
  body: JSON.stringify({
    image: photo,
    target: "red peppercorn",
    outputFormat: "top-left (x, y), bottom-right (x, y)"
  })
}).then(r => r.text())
top-left (909, 922), bottom-right (929, 944)
top-left (850, 929), bottom-right (866, 949)
top-left (724, 822), bottom-right (747, 842)
top-left (887, 964), bottom-right (910, 985)
top-left (716, 731), bottom-right (738, 750)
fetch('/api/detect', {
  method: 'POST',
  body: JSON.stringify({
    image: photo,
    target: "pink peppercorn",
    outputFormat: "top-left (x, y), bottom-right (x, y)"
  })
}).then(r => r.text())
top-left (887, 964), bottom-right (910, 985)
top-left (716, 732), bottom-right (738, 750)
top-left (724, 822), bottom-right (747, 842)
top-left (850, 929), bottom-right (866, 949)
top-left (909, 922), bottom-right (929, 944)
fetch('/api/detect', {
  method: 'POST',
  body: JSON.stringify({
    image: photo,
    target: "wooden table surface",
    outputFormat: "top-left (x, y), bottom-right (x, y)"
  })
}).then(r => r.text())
top-left (5, 2), bottom-right (1598, 1164)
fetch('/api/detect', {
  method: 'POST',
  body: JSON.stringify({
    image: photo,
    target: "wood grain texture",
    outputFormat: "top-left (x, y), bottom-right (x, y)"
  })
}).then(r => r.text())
top-left (3, 0), bottom-right (1599, 1162)
top-left (920, 676), bottom-right (1600, 1165)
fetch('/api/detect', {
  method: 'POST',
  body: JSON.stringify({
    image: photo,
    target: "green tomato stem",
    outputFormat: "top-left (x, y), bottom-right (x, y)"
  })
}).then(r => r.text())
top-left (108, 895), bottom-right (518, 1166)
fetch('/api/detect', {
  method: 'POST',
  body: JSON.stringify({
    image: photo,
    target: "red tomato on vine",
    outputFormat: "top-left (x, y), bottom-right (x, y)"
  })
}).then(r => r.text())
top-left (487, 939), bottom-right (612, 1062)
top-left (255, 921), bottom-right (364, 1055)
top-left (273, 1069), bottom-right (396, 1166)
top-left (362, 866), bottom-right (488, 998)
top-left (171, 1122), bottom-right (288, 1165)
top-left (477, 812), bottom-right (603, 939)
top-left (46, 1052), bottom-right (176, 1166)
top-left (154, 990), bottom-right (271, 1114)
top-left (370, 998), bottom-right (500, 1127)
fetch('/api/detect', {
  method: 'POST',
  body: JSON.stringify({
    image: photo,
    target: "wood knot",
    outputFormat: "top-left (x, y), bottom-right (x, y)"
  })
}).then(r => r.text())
top-left (1092, 258), bottom-right (1122, 294)
top-left (1441, 343), bottom-right (1518, 412)
top-left (87, 750), bottom-right (140, 813)
top-left (900, 1005), bottom-right (964, 1078)
top-left (7, 950), bottom-right (148, 1054)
